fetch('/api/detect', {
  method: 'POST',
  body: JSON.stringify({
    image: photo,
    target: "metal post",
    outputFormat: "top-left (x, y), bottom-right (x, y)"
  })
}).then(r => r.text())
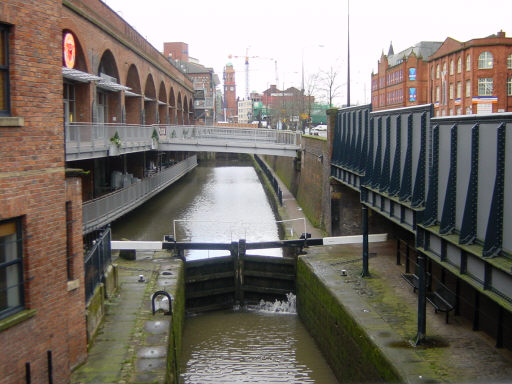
top-left (25, 362), bottom-right (31, 384)
top-left (415, 253), bottom-right (427, 345)
top-left (396, 239), bottom-right (401, 265)
top-left (361, 205), bottom-right (370, 277)
top-left (47, 350), bottom-right (53, 384)
top-left (238, 239), bottom-right (246, 306)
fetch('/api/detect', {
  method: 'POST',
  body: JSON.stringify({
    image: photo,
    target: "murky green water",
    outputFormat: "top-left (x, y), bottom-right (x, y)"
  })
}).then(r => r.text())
top-left (112, 160), bottom-right (337, 383)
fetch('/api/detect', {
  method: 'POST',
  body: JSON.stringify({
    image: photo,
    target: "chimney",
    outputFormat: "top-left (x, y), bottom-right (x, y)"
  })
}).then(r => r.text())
top-left (497, 30), bottom-right (506, 38)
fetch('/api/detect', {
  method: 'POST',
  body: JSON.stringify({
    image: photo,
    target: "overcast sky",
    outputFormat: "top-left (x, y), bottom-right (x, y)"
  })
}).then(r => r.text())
top-left (102, 0), bottom-right (511, 106)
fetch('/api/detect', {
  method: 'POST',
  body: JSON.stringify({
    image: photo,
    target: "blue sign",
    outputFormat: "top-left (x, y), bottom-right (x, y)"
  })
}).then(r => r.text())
top-left (409, 68), bottom-right (416, 81)
top-left (409, 88), bottom-right (417, 102)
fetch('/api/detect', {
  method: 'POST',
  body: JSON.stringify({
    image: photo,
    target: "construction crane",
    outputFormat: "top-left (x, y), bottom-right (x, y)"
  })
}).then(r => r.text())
top-left (229, 48), bottom-right (278, 99)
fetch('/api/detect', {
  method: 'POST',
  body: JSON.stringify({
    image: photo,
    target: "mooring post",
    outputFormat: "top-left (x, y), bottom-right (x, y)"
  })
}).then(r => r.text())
top-left (238, 239), bottom-right (246, 306)
top-left (415, 253), bottom-right (427, 345)
top-left (361, 205), bottom-right (370, 277)
top-left (232, 241), bottom-right (241, 305)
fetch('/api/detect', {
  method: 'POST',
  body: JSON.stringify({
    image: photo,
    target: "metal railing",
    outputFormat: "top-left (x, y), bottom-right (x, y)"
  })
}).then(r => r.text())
top-left (158, 124), bottom-right (301, 146)
top-left (82, 155), bottom-right (197, 234)
top-left (84, 227), bottom-right (112, 302)
top-left (66, 123), bottom-right (155, 158)
top-left (65, 123), bottom-right (302, 160)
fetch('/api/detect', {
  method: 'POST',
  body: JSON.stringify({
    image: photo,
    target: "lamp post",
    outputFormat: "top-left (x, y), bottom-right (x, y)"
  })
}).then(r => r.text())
top-left (347, 0), bottom-right (351, 107)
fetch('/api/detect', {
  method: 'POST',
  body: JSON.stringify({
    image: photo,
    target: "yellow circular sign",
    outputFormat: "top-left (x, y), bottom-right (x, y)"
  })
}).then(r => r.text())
top-left (63, 33), bottom-right (76, 69)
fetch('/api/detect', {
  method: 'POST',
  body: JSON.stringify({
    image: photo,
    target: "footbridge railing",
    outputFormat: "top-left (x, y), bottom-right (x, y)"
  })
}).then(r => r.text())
top-left (65, 123), bottom-right (302, 160)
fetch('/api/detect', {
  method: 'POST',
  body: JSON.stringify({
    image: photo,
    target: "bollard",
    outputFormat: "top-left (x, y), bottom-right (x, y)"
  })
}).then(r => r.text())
top-left (151, 290), bottom-right (173, 315)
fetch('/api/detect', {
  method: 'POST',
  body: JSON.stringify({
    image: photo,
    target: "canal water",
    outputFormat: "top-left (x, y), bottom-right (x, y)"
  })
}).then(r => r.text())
top-left (111, 159), bottom-right (338, 383)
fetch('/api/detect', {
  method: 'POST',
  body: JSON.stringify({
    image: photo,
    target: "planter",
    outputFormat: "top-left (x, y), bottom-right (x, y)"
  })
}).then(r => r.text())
top-left (109, 143), bottom-right (120, 156)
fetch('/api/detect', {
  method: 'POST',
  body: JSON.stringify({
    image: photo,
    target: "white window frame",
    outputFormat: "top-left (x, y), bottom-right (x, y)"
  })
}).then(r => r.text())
top-left (478, 78), bottom-right (493, 96)
top-left (478, 51), bottom-right (493, 69)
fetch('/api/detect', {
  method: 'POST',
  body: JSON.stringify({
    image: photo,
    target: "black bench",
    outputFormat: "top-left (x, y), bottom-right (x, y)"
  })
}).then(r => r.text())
top-left (401, 273), bottom-right (419, 292)
top-left (401, 272), bottom-right (430, 293)
top-left (426, 285), bottom-right (456, 324)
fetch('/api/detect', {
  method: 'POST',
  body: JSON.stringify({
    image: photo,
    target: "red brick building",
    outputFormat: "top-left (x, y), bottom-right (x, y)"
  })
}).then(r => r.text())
top-left (223, 63), bottom-right (237, 122)
top-left (428, 31), bottom-right (512, 116)
top-left (0, 1), bottom-right (87, 383)
top-left (0, 1), bottom-right (195, 383)
top-left (372, 31), bottom-right (512, 115)
top-left (371, 42), bottom-right (442, 111)
top-left (165, 42), bottom-right (220, 124)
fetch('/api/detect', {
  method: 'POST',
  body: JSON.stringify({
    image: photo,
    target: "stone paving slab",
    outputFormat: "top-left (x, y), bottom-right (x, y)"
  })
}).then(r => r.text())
top-left (302, 242), bottom-right (512, 383)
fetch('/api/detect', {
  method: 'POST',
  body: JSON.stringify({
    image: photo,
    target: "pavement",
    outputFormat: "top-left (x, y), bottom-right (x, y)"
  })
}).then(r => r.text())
top-left (71, 160), bottom-right (512, 383)
top-left (71, 251), bottom-right (182, 383)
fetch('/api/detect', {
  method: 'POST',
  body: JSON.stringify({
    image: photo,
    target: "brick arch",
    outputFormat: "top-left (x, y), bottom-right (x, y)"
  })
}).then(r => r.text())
top-left (144, 73), bottom-right (157, 124)
top-left (158, 81), bottom-right (168, 124)
top-left (62, 28), bottom-right (92, 124)
top-left (125, 64), bottom-right (142, 124)
top-left (177, 91), bottom-right (183, 125)
top-left (98, 49), bottom-right (120, 81)
top-left (189, 98), bottom-right (194, 125)
top-left (169, 87), bottom-right (176, 124)
top-left (62, 29), bottom-right (88, 72)
top-left (183, 95), bottom-right (189, 125)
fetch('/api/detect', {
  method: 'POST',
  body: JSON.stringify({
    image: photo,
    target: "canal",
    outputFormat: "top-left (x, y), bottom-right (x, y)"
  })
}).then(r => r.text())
top-left (111, 157), bottom-right (338, 383)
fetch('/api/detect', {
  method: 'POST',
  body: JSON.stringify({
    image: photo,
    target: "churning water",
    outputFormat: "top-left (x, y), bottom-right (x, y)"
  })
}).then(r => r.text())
top-left (180, 295), bottom-right (338, 384)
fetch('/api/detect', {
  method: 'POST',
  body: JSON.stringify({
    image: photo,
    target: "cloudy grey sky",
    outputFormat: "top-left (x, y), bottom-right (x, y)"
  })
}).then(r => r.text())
top-left (103, 0), bottom-right (511, 106)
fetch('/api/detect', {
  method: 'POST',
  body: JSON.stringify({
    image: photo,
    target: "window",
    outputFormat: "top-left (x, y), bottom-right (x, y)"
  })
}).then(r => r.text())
top-left (457, 82), bottom-right (462, 99)
top-left (450, 60), bottom-right (454, 75)
top-left (478, 78), bottom-right (493, 96)
top-left (0, 24), bottom-right (10, 116)
top-left (466, 80), bottom-right (471, 97)
top-left (457, 57), bottom-right (462, 73)
top-left (436, 86), bottom-right (440, 102)
top-left (508, 54), bottom-right (512, 69)
top-left (478, 51), bottom-right (493, 69)
top-left (449, 83), bottom-right (454, 99)
top-left (0, 219), bottom-right (24, 319)
top-left (466, 55), bottom-right (471, 71)
top-left (436, 64), bottom-right (440, 79)
top-left (508, 78), bottom-right (512, 96)
top-left (442, 62), bottom-right (447, 75)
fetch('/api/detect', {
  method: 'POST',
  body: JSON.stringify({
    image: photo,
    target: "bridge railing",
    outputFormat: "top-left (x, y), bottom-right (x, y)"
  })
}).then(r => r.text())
top-left (82, 155), bottom-right (197, 234)
top-left (156, 124), bottom-right (302, 146)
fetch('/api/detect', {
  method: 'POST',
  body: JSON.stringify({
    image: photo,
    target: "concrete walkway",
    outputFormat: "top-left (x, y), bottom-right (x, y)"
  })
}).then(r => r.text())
top-left (72, 251), bottom-right (181, 383)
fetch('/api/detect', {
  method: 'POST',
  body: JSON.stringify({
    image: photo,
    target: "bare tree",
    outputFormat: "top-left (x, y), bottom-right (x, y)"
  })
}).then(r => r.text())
top-left (319, 66), bottom-right (343, 107)
top-left (304, 73), bottom-right (319, 130)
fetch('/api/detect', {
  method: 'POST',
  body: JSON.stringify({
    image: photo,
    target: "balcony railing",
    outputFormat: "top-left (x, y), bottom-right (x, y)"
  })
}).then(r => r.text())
top-left (82, 155), bottom-right (198, 234)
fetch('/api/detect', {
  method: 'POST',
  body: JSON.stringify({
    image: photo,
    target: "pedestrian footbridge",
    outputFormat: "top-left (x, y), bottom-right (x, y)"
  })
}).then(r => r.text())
top-left (65, 123), bottom-right (302, 161)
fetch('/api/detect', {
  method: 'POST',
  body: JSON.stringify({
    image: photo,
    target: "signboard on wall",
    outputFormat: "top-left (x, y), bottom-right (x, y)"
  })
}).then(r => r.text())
top-left (409, 68), bottom-right (416, 81)
top-left (409, 88), bottom-right (417, 102)
top-left (63, 33), bottom-right (75, 69)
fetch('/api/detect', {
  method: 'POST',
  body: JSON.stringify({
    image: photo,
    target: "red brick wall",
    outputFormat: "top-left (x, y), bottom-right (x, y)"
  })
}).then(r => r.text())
top-left (0, 1), bottom-right (86, 383)
top-left (265, 136), bottom-right (330, 231)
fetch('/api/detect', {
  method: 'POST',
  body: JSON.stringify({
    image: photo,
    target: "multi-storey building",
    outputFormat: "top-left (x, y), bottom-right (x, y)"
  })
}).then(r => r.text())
top-left (371, 42), bottom-right (442, 111)
top-left (223, 63), bottom-right (237, 122)
top-left (165, 43), bottom-right (220, 125)
top-left (237, 99), bottom-right (253, 124)
top-left (261, 85), bottom-right (314, 129)
top-left (1, 1), bottom-right (196, 382)
top-left (428, 30), bottom-right (512, 116)
top-left (1, 1), bottom-right (88, 383)
top-left (372, 31), bottom-right (512, 115)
